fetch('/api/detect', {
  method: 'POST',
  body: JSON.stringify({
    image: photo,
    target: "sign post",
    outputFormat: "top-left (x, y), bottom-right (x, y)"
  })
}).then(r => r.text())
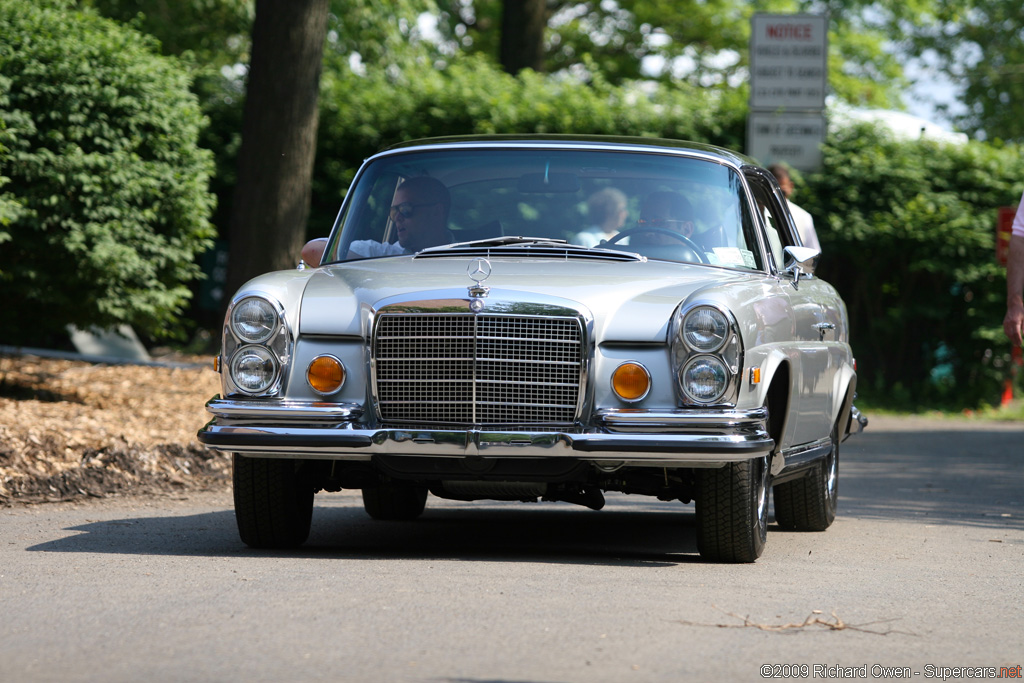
top-left (747, 14), bottom-right (828, 172)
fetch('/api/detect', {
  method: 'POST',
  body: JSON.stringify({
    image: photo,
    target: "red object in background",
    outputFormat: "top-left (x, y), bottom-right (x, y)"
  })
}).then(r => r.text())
top-left (1003, 346), bottom-right (1023, 407)
top-left (996, 207), bottom-right (1022, 406)
top-left (997, 206), bottom-right (1016, 266)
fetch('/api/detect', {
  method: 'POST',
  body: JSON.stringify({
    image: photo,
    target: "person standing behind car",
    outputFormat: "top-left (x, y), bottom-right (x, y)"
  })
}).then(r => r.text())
top-left (768, 163), bottom-right (820, 252)
top-left (1004, 191), bottom-right (1024, 346)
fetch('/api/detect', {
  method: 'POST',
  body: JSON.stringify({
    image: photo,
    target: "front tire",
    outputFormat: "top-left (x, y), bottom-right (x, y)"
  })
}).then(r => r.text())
top-left (773, 424), bottom-right (839, 531)
top-left (233, 455), bottom-right (314, 548)
top-left (695, 456), bottom-right (770, 563)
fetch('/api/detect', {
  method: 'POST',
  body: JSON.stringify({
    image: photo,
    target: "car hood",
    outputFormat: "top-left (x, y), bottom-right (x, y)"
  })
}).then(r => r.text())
top-left (295, 256), bottom-right (753, 341)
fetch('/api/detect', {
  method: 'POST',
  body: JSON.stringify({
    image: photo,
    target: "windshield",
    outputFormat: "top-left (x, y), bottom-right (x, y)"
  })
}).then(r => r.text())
top-left (324, 147), bottom-right (764, 271)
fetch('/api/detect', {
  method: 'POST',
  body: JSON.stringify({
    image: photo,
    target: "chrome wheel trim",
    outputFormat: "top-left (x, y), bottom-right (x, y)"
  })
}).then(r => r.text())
top-left (825, 429), bottom-right (839, 506)
top-left (756, 455), bottom-right (770, 538)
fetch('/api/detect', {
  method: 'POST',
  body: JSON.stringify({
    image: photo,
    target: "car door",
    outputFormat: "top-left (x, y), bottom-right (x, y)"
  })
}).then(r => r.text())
top-left (745, 168), bottom-right (834, 447)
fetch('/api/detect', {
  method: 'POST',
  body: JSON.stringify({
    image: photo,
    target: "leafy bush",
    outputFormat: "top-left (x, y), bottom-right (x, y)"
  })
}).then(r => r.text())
top-left (0, 0), bottom-right (216, 347)
top-left (0, 103), bottom-right (23, 253)
top-left (805, 124), bottom-right (1024, 408)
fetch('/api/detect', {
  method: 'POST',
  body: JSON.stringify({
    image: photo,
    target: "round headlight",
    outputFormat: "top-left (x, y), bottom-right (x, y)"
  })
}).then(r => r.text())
top-left (682, 306), bottom-right (729, 352)
top-left (231, 297), bottom-right (279, 344)
top-left (307, 355), bottom-right (345, 395)
top-left (680, 356), bottom-right (729, 404)
top-left (611, 362), bottom-right (651, 402)
top-left (230, 345), bottom-right (279, 394)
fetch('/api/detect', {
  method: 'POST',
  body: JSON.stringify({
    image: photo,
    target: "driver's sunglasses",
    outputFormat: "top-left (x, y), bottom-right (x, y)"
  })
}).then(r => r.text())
top-left (389, 201), bottom-right (438, 221)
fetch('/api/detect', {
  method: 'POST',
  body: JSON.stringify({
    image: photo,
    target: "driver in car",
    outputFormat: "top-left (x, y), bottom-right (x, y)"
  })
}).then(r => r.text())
top-left (300, 176), bottom-right (454, 265)
top-left (633, 191), bottom-right (696, 244)
top-left (347, 176), bottom-right (454, 258)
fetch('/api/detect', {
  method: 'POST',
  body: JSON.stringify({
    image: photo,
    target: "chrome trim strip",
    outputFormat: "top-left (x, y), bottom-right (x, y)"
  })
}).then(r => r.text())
top-left (596, 407), bottom-right (768, 431)
top-left (771, 438), bottom-right (832, 484)
top-left (779, 438), bottom-right (831, 469)
top-left (205, 397), bottom-right (363, 420)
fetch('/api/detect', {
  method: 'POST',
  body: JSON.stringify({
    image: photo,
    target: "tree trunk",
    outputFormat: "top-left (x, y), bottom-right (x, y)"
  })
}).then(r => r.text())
top-left (499, 0), bottom-right (547, 75)
top-left (224, 0), bottom-right (328, 306)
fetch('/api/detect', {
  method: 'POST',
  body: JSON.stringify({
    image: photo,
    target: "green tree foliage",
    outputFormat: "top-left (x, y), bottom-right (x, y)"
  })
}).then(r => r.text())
top-left (895, 0), bottom-right (1024, 141)
top-left (804, 125), bottom-right (1024, 407)
top-left (0, 0), bottom-right (216, 347)
top-left (435, 0), bottom-right (909, 108)
top-left (80, 0), bottom-right (254, 69)
top-left (309, 55), bottom-right (747, 231)
top-left (0, 107), bottom-right (25, 258)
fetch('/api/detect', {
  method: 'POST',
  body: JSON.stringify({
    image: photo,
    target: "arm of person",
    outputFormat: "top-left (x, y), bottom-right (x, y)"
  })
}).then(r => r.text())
top-left (301, 238), bottom-right (328, 266)
top-left (1005, 234), bottom-right (1024, 347)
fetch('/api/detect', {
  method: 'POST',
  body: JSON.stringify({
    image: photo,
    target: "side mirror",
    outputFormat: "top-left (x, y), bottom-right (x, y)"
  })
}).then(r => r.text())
top-left (300, 238), bottom-right (328, 268)
top-left (782, 245), bottom-right (820, 288)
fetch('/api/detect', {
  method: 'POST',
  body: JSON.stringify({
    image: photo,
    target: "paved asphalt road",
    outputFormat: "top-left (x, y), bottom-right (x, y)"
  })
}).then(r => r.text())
top-left (2, 415), bottom-right (1022, 682)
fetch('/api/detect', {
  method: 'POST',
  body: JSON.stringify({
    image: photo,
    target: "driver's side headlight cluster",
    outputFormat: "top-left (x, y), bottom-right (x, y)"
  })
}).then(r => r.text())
top-left (670, 303), bottom-right (742, 406)
top-left (222, 295), bottom-right (291, 396)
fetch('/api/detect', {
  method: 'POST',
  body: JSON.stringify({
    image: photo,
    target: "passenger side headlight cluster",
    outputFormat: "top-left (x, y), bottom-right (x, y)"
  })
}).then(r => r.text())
top-left (671, 304), bottom-right (742, 405)
top-left (223, 295), bottom-right (291, 397)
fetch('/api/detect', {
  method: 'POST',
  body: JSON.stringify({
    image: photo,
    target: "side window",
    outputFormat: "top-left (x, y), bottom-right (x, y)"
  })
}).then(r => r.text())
top-left (747, 172), bottom-right (797, 272)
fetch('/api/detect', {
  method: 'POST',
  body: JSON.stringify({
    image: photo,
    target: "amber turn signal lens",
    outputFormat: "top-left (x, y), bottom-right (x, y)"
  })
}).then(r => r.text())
top-left (612, 362), bottom-right (650, 402)
top-left (307, 355), bottom-right (345, 395)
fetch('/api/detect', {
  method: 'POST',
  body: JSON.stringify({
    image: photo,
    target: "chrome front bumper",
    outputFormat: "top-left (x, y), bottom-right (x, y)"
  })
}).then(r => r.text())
top-left (197, 398), bottom-right (774, 465)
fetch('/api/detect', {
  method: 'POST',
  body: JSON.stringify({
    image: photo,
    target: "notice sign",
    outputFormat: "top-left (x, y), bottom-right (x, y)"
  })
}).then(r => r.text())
top-left (747, 111), bottom-right (827, 171)
top-left (750, 14), bottom-right (828, 110)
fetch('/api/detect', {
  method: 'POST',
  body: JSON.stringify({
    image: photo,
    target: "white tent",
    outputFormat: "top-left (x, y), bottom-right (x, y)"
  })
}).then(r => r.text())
top-left (831, 104), bottom-right (969, 145)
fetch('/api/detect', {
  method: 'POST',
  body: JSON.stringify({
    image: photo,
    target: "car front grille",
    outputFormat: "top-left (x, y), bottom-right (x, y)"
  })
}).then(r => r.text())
top-left (373, 313), bottom-right (583, 427)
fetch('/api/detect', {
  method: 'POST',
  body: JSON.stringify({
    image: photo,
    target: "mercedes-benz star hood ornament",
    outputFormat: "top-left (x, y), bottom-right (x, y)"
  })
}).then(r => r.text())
top-left (467, 258), bottom-right (491, 311)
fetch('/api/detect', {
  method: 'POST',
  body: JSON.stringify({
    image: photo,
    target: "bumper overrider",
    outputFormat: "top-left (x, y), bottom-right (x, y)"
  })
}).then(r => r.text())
top-left (197, 398), bottom-right (774, 465)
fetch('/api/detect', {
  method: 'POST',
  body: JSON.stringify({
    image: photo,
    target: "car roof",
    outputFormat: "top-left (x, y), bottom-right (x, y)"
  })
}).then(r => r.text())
top-left (379, 134), bottom-right (757, 169)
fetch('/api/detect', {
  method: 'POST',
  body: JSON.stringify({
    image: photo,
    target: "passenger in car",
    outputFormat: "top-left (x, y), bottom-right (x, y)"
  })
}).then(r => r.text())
top-left (574, 187), bottom-right (629, 247)
top-left (347, 176), bottom-right (454, 258)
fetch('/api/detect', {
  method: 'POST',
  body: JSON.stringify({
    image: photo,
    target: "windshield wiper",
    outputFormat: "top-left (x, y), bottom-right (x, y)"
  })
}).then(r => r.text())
top-left (424, 236), bottom-right (570, 252)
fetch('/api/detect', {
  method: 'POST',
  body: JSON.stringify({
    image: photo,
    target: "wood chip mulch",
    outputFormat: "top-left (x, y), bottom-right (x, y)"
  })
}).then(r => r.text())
top-left (0, 353), bottom-right (227, 505)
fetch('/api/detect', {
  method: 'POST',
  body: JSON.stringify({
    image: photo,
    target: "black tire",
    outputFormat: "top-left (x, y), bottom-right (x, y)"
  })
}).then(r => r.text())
top-left (362, 484), bottom-right (428, 520)
top-left (695, 456), bottom-right (770, 563)
top-left (773, 424), bottom-right (839, 531)
top-left (232, 454), bottom-right (314, 548)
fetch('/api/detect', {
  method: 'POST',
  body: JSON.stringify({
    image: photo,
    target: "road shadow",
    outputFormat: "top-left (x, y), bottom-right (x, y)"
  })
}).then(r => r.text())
top-left (26, 418), bottom-right (1022, 562)
top-left (25, 495), bottom-right (705, 566)
top-left (838, 420), bottom-right (1023, 530)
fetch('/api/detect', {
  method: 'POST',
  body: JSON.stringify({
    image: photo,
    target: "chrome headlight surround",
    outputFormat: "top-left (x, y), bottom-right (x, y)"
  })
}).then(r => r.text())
top-left (671, 302), bottom-right (743, 406)
top-left (222, 295), bottom-right (291, 397)
top-left (229, 345), bottom-right (279, 394)
top-left (230, 297), bottom-right (280, 344)
top-left (679, 355), bottom-right (730, 404)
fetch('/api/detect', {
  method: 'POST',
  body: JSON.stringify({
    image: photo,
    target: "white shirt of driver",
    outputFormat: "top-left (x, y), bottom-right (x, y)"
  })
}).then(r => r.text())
top-left (348, 239), bottom-right (407, 258)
